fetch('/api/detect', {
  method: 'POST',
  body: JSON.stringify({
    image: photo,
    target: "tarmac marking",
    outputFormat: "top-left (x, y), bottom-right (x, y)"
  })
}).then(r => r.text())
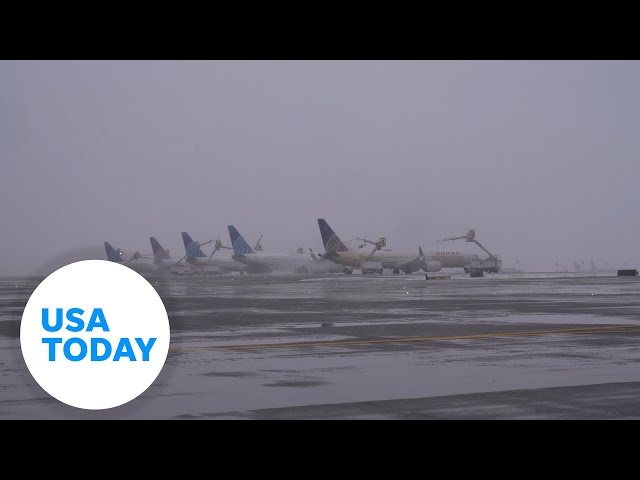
top-left (170, 324), bottom-right (640, 352)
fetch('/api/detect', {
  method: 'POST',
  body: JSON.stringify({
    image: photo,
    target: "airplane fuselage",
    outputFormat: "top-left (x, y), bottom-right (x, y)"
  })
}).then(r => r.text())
top-left (232, 253), bottom-right (314, 274)
top-left (427, 251), bottom-right (479, 269)
top-left (322, 250), bottom-right (423, 271)
top-left (185, 254), bottom-right (245, 273)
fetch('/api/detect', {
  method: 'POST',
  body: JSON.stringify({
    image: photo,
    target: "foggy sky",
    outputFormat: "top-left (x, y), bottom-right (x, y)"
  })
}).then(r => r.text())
top-left (1, 60), bottom-right (639, 275)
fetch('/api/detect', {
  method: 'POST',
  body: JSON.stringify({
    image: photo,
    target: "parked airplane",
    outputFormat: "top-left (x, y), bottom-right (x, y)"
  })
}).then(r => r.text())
top-left (316, 219), bottom-right (442, 275)
top-left (148, 237), bottom-right (184, 274)
top-left (103, 241), bottom-right (157, 274)
top-left (179, 232), bottom-right (246, 274)
top-left (228, 225), bottom-right (314, 274)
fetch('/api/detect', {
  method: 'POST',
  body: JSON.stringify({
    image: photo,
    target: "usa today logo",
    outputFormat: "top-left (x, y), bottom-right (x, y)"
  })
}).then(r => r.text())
top-left (20, 260), bottom-right (170, 410)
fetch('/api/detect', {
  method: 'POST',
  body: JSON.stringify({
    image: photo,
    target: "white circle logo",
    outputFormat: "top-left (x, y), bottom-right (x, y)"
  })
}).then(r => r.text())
top-left (20, 260), bottom-right (170, 410)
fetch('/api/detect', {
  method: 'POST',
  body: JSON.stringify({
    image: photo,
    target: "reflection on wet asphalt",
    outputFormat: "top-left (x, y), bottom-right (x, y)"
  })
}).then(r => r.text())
top-left (1, 272), bottom-right (639, 419)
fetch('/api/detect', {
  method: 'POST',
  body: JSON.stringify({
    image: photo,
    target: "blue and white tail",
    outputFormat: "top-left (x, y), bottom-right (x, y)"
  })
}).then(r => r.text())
top-left (104, 242), bottom-right (123, 262)
top-left (181, 232), bottom-right (206, 258)
top-left (227, 225), bottom-right (255, 255)
top-left (317, 219), bottom-right (349, 253)
top-left (150, 237), bottom-right (170, 260)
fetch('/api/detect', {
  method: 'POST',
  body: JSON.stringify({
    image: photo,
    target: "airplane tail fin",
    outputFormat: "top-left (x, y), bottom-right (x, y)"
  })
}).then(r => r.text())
top-left (227, 225), bottom-right (255, 255)
top-left (181, 232), bottom-right (206, 258)
top-left (104, 242), bottom-right (123, 263)
top-left (317, 218), bottom-right (348, 253)
top-left (150, 237), bottom-right (170, 260)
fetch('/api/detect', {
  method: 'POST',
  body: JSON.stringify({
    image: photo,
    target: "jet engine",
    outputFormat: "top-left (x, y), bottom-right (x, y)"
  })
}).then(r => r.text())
top-left (423, 260), bottom-right (442, 272)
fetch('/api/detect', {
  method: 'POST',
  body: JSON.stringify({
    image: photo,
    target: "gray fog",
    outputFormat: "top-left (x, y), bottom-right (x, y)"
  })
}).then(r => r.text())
top-left (1, 60), bottom-right (639, 276)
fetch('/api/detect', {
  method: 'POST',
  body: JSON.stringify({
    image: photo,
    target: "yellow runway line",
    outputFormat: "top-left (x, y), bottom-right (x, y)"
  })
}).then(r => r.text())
top-left (169, 324), bottom-right (640, 352)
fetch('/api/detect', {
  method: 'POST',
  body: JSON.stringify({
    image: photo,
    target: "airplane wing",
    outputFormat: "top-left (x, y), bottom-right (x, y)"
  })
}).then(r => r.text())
top-left (394, 248), bottom-right (426, 272)
top-left (231, 254), bottom-right (272, 273)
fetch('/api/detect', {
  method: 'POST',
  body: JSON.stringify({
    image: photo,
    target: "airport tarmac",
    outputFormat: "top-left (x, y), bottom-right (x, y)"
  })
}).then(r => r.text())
top-left (1, 271), bottom-right (640, 419)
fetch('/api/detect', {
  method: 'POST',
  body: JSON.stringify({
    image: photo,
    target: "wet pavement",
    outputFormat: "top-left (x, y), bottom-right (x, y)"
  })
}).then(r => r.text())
top-left (1, 272), bottom-right (640, 419)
